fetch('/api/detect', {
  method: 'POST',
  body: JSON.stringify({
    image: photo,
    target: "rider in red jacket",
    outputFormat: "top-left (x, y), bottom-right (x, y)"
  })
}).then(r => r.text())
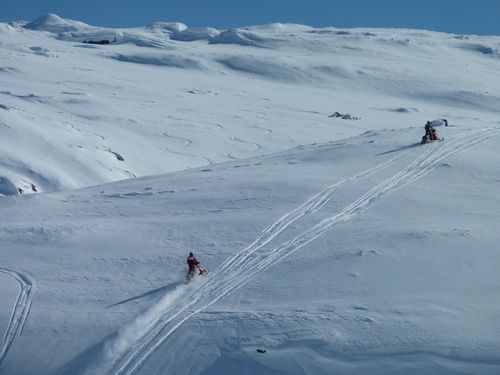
top-left (187, 252), bottom-right (205, 279)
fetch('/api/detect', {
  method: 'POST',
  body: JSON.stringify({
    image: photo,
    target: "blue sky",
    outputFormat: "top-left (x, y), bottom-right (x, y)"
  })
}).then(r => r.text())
top-left (1, 0), bottom-right (499, 35)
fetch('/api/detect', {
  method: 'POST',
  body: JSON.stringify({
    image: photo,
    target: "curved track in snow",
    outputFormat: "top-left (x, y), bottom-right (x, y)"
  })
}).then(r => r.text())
top-left (0, 268), bottom-right (35, 367)
top-left (163, 147), bottom-right (214, 166)
top-left (105, 128), bottom-right (499, 375)
top-left (230, 135), bottom-right (262, 150)
top-left (160, 131), bottom-right (215, 165)
top-left (248, 124), bottom-right (273, 134)
top-left (161, 132), bottom-right (193, 147)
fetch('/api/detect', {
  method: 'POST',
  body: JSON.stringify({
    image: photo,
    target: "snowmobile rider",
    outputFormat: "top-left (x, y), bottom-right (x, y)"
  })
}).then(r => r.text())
top-left (424, 121), bottom-right (433, 139)
top-left (424, 121), bottom-right (439, 141)
top-left (187, 252), bottom-right (205, 278)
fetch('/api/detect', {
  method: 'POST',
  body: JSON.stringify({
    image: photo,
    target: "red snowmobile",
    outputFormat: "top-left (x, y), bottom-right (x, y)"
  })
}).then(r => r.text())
top-left (421, 122), bottom-right (442, 144)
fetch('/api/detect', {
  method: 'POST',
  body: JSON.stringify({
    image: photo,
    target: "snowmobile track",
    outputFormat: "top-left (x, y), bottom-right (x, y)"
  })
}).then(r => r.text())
top-left (105, 128), bottom-right (499, 375)
top-left (0, 268), bottom-right (35, 367)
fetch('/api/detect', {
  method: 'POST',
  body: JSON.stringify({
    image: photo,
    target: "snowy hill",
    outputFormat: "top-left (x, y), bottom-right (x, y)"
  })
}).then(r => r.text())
top-left (2, 14), bottom-right (500, 195)
top-left (1, 14), bottom-right (500, 375)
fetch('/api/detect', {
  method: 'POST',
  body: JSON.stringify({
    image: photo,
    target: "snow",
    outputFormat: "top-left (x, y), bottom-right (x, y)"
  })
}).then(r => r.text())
top-left (1, 13), bottom-right (500, 375)
top-left (209, 29), bottom-right (271, 46)
top-left (24, 14), bottom-right (94, 33)
top-left (0, 273), bottom-right (18, 344)
top-left (146, 22), bottom-right (188, 34)
top-left (170, 27), bottom-right (220, 42)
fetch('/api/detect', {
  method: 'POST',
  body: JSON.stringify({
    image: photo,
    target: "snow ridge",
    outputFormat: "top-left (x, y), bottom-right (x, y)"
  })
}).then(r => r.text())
top-left (100, 128), bottom-right (499, 375)
top-left (24, 14), bottom-right (93, 33)
top-left (0, 268), bottom-right (35, 367)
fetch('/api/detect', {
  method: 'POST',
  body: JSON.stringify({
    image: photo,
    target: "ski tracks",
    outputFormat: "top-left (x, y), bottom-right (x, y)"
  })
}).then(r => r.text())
top-left (105, 128), bottom-right (499, 375)
top-left (0, 268), bottom-right (35, 367)
top-left (161, 131), bottom-right (215, 165)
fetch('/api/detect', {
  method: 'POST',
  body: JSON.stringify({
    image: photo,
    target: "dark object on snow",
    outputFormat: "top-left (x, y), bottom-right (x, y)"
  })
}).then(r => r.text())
top-left (421, 135), bottom-right (444, 144)
top-left (421, 129), bottom-right (441, 144)
top-left (256, 349), bottom-right (267, 353)
top-left (187, 253), bottom-right (200, 273)
top-left (31, 183), bottom-right (37, 192)
top-left (17, 187), bottom-right (23, 194)
top-left (83, 37), bottom-right (116, 45)
top-left (186, 252), bottom-right (206, 281)
top-left (109, 150), bottom-right (124, 161)
top-left (329, 112), bottom-right (361, 120)
top-left (422, 121), bottom-right (441, 144)
top-left (329, 111), bottom-right (344, 118)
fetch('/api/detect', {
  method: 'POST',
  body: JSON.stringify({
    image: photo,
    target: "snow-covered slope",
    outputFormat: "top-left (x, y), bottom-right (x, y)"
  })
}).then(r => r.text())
top-left (1, 14), bottom-right (500, 195)
top-left (1, 14), bottom-right (500, 375)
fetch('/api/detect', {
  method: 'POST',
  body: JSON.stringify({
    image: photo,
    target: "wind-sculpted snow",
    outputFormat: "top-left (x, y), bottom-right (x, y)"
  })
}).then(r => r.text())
top-left (112, 54), bottom-right (204, 69)
top-left (0, 269), bottom-right (35, 367)
top-left (146, 22), bottom-right (187, 33)
top-left (0, 176), bottom-right (17, 196)
top-left (417, 90), bottom-right (500, 114)
top-left (0, 158), bottom-right (59, 196)
top-left (95, 128), bottom-right (499, 375)
top-left (23, 14), bottom-right (93, 33)
top-left (217, 57), bottom-right (360, 83)
top-left (217, 56), bottom-right (306, 83)
top-left (170, 27), bottom-right (220, 42)
top-left (58, 30), bottom-right (175, 49)
top-left (2, 13), bottom-right (500, 196)
top-left (209, 30), bottom-right (268, 46)
top-left (460, 43), bottom-right (500, 58)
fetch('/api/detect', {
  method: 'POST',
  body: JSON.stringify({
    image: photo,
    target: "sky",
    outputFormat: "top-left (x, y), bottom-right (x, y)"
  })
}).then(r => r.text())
top-left (1, 0), bottom-right (499, 35)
